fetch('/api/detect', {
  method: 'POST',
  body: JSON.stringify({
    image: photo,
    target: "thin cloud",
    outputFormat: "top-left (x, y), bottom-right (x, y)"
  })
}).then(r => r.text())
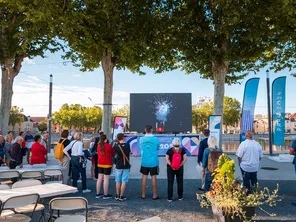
top-left (12, 80), bottom-right (130, 116)
top-left (23, 58), bottom-right (36, 65)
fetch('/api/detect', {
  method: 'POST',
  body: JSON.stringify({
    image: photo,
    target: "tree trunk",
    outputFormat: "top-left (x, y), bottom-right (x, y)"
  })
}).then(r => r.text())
top-left (0, 63), bottom-right (16, 135)
top-left (101, 49), bottom-right (115, 139)
top-left (212, 60), bottom-right (229, 145)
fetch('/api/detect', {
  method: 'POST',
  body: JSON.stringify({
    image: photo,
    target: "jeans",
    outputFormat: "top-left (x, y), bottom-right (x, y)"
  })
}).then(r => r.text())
top-left (241, 168), bottom-right (257, 194)
top-left (204, 171), bottom-right (213, 193)
top-left (71, 156), bottom-right (87, 190)
top-left (167, 166), bottom-right (183, 199)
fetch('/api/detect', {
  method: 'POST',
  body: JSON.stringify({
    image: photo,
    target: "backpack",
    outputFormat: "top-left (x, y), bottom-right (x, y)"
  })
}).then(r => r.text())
top-left (171, 148), bottom-right (182, 170)
top-left (207, 148), bottom-right (222, 173)
top-left (54, 139), bottom-right (66, 160)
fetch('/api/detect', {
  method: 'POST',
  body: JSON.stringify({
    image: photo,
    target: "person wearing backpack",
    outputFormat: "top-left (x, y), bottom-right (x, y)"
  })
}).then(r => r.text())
top-left (55, 130), bottom-right (71, 167)
top-left (165, 138), bottom-right (187, 202)
top-left (202, 136), bottom-right (223, 193)
top-left (113, 133), bottom-right (131, 201)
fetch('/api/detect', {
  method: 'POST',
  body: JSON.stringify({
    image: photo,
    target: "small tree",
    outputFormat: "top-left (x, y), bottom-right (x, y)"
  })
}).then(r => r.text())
top-left (38, 121), bottom-right (48, 132)
top-left (9, 106), bottom-right (24, 130)
top-left (223, 97), bottom-right (241, 132)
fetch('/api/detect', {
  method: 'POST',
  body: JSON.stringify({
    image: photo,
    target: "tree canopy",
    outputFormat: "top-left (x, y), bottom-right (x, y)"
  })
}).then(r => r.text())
top-left (0, 0), bottom-right (63, 134)
top-left (192, 97), bottom-right (241, 133)
top-left (53, 104), bottom-right (103, 131)
top-left (9, 106), bottom-right (24, 130)
top-left (58, 0), bottom-right (166, 138)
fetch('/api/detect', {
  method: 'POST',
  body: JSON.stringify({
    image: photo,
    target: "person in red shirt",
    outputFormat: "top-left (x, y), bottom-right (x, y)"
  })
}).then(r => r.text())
top-left (96, 134), bottom-right (115, 200)
top-left (30, 135), bottom-right (47, 165)
top-left (19, 131), bottom-right (27, 149)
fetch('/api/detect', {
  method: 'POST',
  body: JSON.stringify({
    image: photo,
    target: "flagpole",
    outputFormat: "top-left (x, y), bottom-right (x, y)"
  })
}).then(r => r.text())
top-left (266, 70), bottom-right (273, 155)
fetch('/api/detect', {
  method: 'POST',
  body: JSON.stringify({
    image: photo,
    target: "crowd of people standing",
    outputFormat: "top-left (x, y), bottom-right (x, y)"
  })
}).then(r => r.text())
top-left (0, 130), bottom-right (48, 169)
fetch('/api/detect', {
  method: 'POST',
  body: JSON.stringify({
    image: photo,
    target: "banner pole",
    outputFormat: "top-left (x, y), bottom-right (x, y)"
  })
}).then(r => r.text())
top-left (266, 70), bottom-right (273, 156)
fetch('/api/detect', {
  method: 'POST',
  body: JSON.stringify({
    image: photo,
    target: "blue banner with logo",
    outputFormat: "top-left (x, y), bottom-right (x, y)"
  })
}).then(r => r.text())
top-left (240, 78), bottom-right (260, 142)
top-left (125, 134), bottom-right (200, 156)
top-left (272, 77), bottom-right (286, 146)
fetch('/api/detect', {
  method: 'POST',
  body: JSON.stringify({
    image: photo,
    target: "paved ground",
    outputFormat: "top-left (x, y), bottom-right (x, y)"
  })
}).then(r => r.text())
top-left (36, 179), bottom-right (296, 222)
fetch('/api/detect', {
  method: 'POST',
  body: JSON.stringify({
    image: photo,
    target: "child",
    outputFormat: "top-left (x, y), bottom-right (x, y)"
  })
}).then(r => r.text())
top-left (113, 133), bottom-right (131, 201)
top-left (96, 134), bottom-right (115, 200)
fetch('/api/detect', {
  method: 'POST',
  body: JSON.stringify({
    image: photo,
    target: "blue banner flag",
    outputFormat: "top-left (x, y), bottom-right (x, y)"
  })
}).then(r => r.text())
top-left (272, 77), bottom-right (286, 146)
top-left (240, 78), bottom-right (260, 142)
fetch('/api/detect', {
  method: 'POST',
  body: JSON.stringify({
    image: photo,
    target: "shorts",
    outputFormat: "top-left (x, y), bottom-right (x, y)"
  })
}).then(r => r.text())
top-left (140, 166), bottom-right (159, 176)
top-left (115, 169), bottom-right (130, 183)
top-left (98, 167), bottom-right (112, 175)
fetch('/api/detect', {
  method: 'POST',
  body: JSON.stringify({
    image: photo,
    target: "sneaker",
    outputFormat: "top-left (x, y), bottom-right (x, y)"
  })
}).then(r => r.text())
top-left (77, 179), bottom-right (82, 183)
top-left (82, 189), bottom-right (91, 193)
top-left (115, 194), bottom-right (120, 201)
top-left (96, 193), bottom-right (104, 199)
top-left (119, 196), bottom-right (127, 201)
top-left (103, 194), bottom-right (113, 200)
top-left (179, 197), bottom-right (183, 201)
top-left (167, 199), bottom-right (172, 203)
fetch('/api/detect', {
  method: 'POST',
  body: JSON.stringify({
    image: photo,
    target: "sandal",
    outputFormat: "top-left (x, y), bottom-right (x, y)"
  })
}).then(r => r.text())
top-left (152, 195), bottom-right (160, 200)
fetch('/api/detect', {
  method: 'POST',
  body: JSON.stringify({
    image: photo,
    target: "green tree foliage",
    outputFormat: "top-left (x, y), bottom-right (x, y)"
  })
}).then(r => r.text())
top-left (151, 0), bottom-right (284, 122)
top-left (223, 97), bottom-right (241, 131)
top-left (0, 0), bottom-right (63, 134)
top-left (264, 0), bottom-right (296, 76)
top-left (192, 97), bottom-right (241, 133)
top-left (9, 106), bottom-right (24, 130)
top-left (192, 104), bottom-right (213, 133)
top-left (38, 122), bottom-right (48, 132)
top-left (59, 0), bottom-right (164, 138)
top-left (53, 104), bottom-right (103, 131)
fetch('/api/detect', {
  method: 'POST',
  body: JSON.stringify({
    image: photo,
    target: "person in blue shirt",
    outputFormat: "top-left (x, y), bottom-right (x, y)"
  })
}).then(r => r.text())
top-left (140, 125), bottom-right (160, 200)
top-left (290, 140), bottom-right (296, 206)
top-left (202, 135), bottom-right (223, 193)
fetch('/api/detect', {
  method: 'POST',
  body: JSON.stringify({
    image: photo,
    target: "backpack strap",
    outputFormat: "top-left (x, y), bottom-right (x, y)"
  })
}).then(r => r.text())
top-left (59, 139), bottom-right (67, 144)
top-left (173, 147), bottom-right (182, 153)
top-left (118, 144), bottom-right (130, 166)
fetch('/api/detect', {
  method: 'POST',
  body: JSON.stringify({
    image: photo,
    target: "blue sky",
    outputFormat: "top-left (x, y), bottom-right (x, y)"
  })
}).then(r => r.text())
top-left (7, 51), bottom-right (296, 117)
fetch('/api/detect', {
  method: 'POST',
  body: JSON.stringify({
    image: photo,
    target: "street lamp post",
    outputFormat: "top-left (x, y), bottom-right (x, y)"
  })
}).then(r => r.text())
top-left (266, 70), bottom-right (273, 155)
top-left (48, 74), bottom-right (53, 153)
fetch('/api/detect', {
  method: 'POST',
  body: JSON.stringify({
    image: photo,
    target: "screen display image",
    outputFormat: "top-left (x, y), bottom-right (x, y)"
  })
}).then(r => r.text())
top-left (130, 93), bottom-right (192, 133)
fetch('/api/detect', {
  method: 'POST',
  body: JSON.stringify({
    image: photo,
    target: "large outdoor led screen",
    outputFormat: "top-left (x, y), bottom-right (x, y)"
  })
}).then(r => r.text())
top-left (130, 93), bottom-right (192, 133)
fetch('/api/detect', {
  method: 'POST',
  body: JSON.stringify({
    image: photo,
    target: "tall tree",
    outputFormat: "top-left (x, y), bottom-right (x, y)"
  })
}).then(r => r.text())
top-left (8, 106), bottom-right (24, 130)
top-left (0, 0), bottom-right (62, 134)
top-left (59, 0), bottom-right (164, 138)
top-left (151, 0), bottom-right (284, 131)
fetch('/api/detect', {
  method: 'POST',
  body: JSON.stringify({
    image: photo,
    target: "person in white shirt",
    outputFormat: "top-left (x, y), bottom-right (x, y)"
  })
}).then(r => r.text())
top-left (236, 131), bottom-right (263, 194)
top-left (64, 132), bottom-right (91, 193)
